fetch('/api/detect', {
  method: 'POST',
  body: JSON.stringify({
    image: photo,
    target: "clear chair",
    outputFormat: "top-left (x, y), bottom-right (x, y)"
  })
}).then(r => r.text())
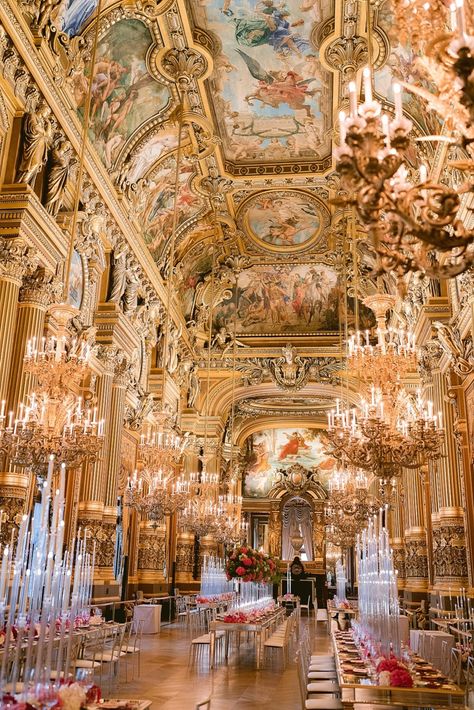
top-left (449, 646), bottom-right (463, 686)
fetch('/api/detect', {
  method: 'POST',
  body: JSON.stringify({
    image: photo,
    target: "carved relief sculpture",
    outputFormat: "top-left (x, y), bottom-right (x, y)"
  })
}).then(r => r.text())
top-left (44, 137), bottom-right (75, 216)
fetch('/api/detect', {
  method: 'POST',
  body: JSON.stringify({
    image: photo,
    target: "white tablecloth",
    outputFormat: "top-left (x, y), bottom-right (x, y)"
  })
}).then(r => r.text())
top-left (133, 604), bottom-right (162, 634)
top-left (410, 629), bottom-right (454, 666)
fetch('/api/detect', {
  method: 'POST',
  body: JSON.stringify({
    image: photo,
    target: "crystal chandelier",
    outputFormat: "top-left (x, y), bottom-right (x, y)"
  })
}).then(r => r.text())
top-left (0, 336), bottom-right (104, 475)
top-left (179, 467), bottom-right (221, 537)
top-left (125, 467), bottom-right (190, 526)
top-left (335, 69), bottom-right (474, 287)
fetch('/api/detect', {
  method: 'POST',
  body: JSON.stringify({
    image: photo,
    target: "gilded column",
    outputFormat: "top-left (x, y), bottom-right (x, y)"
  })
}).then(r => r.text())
top-left (390, 485), bottom-right (406, 590)
top-left (104, 360), bottom-right (129, 511)
top-left (404, 468), bottom-right (429, 595)
top-left (77, 346), bottom-right (117, 591)
top-left (0, 239), bottom-right (32, 401)
top-left (7, 268), bottom-right (59, 413)
top-left (431, 359), bottom-right (468, 592)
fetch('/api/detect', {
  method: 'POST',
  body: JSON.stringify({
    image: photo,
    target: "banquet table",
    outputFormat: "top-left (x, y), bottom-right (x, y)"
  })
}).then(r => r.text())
top-left (410, 629), bottom-right (454, 667)
top-left (209, 607), bottom-right (286, 669)
top-left (332, 630), bottom-right (465, 708)
top-left (133, 604), bottom-right (161, 634)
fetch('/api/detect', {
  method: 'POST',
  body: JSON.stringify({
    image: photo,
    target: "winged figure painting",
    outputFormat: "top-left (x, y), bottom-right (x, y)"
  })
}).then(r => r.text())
top-left (236, 49), bottom-right (319, 116)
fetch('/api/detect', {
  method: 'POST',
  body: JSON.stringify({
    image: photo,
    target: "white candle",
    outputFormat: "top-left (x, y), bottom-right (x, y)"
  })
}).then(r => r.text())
top-left (339, 110), bottom-right (347, 144)
top-left (348, 80), bottom-right (358, 117)
top-left (363, 67), bottom-right (372, 103)
top-left (393, 83), bottom-right (403, 120)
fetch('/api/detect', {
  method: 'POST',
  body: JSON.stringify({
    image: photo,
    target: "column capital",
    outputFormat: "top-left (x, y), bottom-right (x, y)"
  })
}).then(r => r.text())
top-left (19, 266), bottom-right (62, 308)
top-left (96, 344), bottom-right (126, 376)
top-left (0, 238), bottom-right (37, 285)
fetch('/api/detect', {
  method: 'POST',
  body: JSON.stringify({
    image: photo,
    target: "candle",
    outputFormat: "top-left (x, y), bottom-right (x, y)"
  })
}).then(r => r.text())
top-left (339, 110), bottom-right (347, 144)
top-left (455, 0), bottom-right (466, 40)
top-left (393, 83), bottom-right (403, 120)
top-left (348, 80), bottom-right (358, 117)
top-left (363, 66), bottom-right (372, 103)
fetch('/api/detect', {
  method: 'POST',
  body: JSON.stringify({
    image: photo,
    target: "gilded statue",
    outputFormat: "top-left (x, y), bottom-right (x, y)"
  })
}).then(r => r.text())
top-left (167, 324), bottom-right (181, 374)
top-left (16, 105), bottom-right (54, 185)
top-left (187, 363), bottom-right (199, 408)
top-left (44, 137), bottom-right (74, 216)
top-left (35, 0), bottom-right (63, 34)
top-left (108, 243), bottom-right (128, 305)
top-left (123, 261), bottom-right (140, 316)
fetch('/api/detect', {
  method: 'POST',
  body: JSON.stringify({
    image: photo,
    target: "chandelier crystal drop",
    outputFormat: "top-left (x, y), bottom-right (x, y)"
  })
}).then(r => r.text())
top-left (0, 336), bottom-right (104, 475)
top-left (335, 69), bottom-right (474, 287)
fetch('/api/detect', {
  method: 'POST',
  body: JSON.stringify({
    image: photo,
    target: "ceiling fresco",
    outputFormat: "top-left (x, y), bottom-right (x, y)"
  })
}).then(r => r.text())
top-left (242, 428), bottom-right (336, 497)
top-left (189, 0), bottom-right (334, 169)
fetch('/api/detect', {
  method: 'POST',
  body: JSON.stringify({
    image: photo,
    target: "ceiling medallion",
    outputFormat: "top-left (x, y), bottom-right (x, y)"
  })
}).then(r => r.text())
top-left (237, 190), bottom-right (326, 254)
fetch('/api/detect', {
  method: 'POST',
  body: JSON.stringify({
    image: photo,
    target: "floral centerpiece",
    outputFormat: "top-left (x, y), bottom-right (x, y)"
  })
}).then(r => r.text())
top-left (225, 546), bottom-right (278, 583)
top-left (376, 657), bottom-right (413, 688)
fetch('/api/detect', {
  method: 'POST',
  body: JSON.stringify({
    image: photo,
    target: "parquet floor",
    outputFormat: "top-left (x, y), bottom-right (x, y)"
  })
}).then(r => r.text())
top-left (116, 615), bottom-right (330, 710)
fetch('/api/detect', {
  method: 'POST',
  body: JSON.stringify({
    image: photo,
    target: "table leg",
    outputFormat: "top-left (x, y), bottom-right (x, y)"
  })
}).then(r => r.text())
top-left (256, 630), bottom-right (262, 670)
top-left (225, 630), bottom-right (230, 660)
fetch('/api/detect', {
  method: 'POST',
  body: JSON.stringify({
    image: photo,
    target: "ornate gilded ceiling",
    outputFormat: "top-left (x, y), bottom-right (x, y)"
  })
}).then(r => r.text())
top-left (18, 0), bottom-right (439, 434)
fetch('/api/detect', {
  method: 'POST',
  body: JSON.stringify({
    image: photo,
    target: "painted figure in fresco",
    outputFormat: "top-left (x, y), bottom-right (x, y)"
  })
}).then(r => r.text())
top-left (237, 50), bottom-right (317, 115)
top-left (278, 431), bottom-right (310, 460)
top-left (61, 0), bottom-right (98, 37)
top-left (233, 1), bottom-right (310, 57)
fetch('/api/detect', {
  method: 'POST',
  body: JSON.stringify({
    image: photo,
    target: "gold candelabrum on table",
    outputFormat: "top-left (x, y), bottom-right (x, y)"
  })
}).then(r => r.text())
top-left (0, 335), bottom-right (104, 476)
top-left (334, 68), bottom-right (474, 289)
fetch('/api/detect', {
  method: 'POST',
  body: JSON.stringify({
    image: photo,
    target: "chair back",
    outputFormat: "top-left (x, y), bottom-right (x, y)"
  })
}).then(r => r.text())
top-left (439, 639), bottom-right (450, 676)
top-left (449, 646), bottom-right (462, 686)
top-left (296, 650), bottom-right (309, 707)
top-left (466, 655), bottom-right (474, 703)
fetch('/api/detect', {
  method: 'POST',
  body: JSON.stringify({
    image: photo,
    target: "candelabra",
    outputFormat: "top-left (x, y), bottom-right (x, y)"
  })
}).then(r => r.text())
top-left (335, 69), bottom-right (474, 287)
top-left (0, 336), bottom-right (104, 475)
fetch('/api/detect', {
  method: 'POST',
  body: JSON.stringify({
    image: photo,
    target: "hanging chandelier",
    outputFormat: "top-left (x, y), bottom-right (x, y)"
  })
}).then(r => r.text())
top-left (335, 69), bottom-right (474, 289)
top-left (125, 467), bottom-right (190, 526)
top-left (179, 465), bottom-right (222, 537)
top-left (0, 336), bottom-right (104, 475)
top-left (327, 387), bottom-right (444, 481)
top-left (325, 466), bottom-right (380, 546)
top-left (138, 410), bottom-right (188, 471)
top-left (214, 488), bottom-right (244, 545)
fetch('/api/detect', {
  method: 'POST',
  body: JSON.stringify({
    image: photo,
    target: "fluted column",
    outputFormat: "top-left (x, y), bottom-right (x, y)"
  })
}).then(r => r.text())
top-left (7, 268), bottom-right (58, 413)
top-left (404, 468), bottom-right (429, 593)
top-left (430, 350), bottom-right (468, 592)
top-left (0, 239), bottom-right (31, 401)
top-left (390, 485), bottom-right (406, 590)
top-left (104, 362), bottom-right (129, 510)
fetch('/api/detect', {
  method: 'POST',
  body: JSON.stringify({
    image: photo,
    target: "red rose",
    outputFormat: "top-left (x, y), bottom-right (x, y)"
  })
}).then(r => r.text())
top-left (243, 557), bottom-right (252, 567)
top-left (377, 658), bottom-right (400, 673)
top-left (390, 668), bottom-right (413, 688)
top-left (241, 547), bottom-right (248, 554)
top-left (236, 566), bottom-right (245, 576)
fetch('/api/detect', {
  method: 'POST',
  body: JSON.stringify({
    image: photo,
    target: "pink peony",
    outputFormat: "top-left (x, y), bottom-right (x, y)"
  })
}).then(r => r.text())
top-left (236, 566), bottom-right (245, 576)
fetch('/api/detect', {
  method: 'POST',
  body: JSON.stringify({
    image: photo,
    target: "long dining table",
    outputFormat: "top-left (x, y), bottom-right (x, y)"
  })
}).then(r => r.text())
top-left (332, 629), bottom-right (466, 708)
top-left (209, 606), bottom-right (286, 670)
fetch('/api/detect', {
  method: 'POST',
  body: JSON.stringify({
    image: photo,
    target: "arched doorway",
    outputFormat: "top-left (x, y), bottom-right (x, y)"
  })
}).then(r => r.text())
top-left (282, 496), bottom-right (313, 561)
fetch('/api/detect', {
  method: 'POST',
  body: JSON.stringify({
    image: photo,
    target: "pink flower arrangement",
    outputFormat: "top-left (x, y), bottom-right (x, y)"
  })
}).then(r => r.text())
top-left (376, 656), bottom-right (413, 688)
top-left (225, 546), bottom-right (279, 583)
top-left (376, 658), bottom-right (401, 673)
top-left (223, 603), bottom-right (275, 624)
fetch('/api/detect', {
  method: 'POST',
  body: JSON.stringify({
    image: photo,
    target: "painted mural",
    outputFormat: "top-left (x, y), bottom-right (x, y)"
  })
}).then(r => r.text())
top-left (59, 0), bottom-right (99, 36)
top-left (211, 264), bottom-right (319, 333)
top-left (241, 190), bottom-right (322, 250)
top-left (192, 0), bottom-right (333, 163)
top-left (127, 126), bottom-right (187, 183)
top-left (243, 428), bottom-right (336, 497)
top-left (75, 19), bottom-right (171, 166)
top-left (142, 156), bottom-right (206, 262)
